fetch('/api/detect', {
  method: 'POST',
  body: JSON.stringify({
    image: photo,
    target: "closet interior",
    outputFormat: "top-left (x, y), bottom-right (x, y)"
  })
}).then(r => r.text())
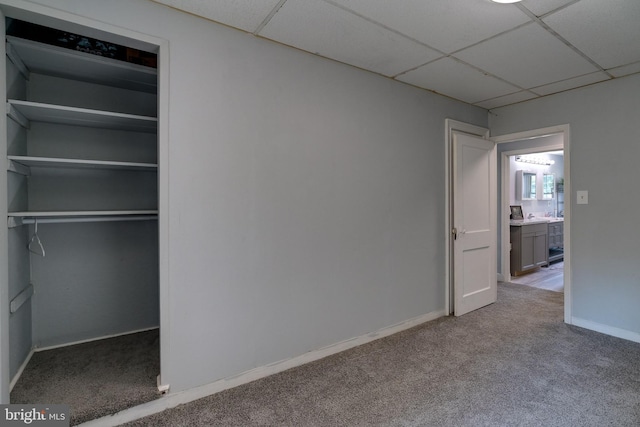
top-left (5, 18), bottom-right (160, 422)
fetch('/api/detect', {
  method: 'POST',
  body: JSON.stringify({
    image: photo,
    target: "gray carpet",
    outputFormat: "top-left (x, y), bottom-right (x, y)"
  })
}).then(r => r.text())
top-left (122, 283), bottom-right (640, 426)
top-left (10, 329), bottom-right (160, 425)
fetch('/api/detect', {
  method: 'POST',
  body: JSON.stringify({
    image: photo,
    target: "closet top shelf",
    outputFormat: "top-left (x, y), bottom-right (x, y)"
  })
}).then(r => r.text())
top-left (7, 100), bottom-right (158, 133)
top-left (6, 36), bottom-right (157, 94)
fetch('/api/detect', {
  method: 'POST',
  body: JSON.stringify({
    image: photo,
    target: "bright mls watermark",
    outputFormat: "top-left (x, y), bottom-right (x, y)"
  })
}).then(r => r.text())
top-left (1, 405), bottom-right (69, 426)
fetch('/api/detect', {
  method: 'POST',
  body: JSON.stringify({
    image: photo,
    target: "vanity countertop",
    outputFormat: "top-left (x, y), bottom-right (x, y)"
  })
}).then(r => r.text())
top-left (510, 218), bottom-right (564, 226)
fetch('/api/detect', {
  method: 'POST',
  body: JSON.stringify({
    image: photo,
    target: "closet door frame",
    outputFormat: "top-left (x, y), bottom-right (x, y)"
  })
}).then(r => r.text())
top-left (0, 0), bottom-right (170, 402)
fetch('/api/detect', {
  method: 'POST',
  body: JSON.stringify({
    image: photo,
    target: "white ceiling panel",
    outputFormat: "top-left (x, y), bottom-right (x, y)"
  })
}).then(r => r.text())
top-left (454, 23), bottom-right (598, 89)
top-left (259, 0), bottom-right (442, 77)
top-left (543, 0), bottom-right (640, 69)
top-left (156, 0), bottom-right (640, 108)
top-left (474, 90), bottom-right (539, 110)
top-left (530, 71), bottom-right (610, 96)
top-left (153, 0), bottom-right (281, 33)
top-left (519, 0), bottom-right (577, 17)
top-left (329, 0), bottom-right (530, 54)
top-left (397, 58), bottom-right (520, 104)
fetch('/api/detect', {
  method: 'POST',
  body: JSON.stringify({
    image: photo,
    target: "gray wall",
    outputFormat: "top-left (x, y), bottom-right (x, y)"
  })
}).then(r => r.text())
top-left (22, 0), bottom-right (487, 392)
top-left (491, 74), bottom-right (640, 335)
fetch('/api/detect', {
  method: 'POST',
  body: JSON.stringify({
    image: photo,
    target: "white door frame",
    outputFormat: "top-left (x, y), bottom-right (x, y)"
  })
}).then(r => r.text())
top-left (445, 119), bottom-right (490, 315)
top-left (0, 0), bottom-right (171, 401)
top-left (493, 125), bottom-right (571, 324)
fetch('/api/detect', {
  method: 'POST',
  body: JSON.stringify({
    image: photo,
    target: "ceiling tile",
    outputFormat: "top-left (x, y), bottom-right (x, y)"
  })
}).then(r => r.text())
top-left (329, 0), bottom-right (530, 54)
top-left (474, 91), bottom-right (539, 110)
top-left (607, 61), bottom-right (640, 78)
top-left (397, 58), bottom-right (521, 104)
top-left (543, 0), bottom-right (640, 69)
top-left (259, 0), bottom-right (442, 77)
top-left (519, 0), bottom-right (576, 17)
top-left (153, 0), bottom-right (282, 33)
top-left (454, 23), bottom-right (599, 89)
top-left (530, 71), bottom-right (610, 96)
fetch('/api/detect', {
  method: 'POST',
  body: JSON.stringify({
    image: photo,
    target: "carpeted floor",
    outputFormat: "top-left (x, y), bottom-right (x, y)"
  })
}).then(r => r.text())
top-left (10, 329), bottom-right (160, 425)
top-left (121, 283), bottom-right (640, 426)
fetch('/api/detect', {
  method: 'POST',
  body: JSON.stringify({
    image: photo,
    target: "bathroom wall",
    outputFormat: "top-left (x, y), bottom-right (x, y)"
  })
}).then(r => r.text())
top-left (510, 153), bottom-right (564, 218)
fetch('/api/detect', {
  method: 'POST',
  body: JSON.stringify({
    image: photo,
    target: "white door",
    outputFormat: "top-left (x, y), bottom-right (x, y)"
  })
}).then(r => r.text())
top-left (453, 132), bottom-right (497, 316)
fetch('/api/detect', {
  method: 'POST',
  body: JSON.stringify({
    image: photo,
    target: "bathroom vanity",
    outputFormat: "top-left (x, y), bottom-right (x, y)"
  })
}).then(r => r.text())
top-left (510, 218), bottom-right (564, 276)
top-left (510, 220), bottom-right (549, 276)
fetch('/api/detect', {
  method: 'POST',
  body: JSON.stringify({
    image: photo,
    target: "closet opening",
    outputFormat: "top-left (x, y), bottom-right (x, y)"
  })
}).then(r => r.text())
top-left (3, 16), bottom-right (162, 424)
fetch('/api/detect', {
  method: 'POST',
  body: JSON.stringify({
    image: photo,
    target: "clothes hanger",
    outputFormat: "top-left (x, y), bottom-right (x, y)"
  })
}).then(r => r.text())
top-left (28, 219), bottom-right (46, 257)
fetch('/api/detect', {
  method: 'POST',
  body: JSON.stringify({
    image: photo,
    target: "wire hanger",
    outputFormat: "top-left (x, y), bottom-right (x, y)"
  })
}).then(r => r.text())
top-left (28, 219), bottom-right (46, 257)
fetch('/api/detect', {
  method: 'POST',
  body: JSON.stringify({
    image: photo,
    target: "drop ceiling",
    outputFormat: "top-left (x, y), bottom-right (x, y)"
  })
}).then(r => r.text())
top-left (153, 0), bottom-right (640, 109)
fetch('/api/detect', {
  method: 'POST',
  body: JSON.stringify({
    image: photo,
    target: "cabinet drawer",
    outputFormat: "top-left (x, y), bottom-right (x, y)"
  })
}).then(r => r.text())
top-left (522, 223), bottom-right (547, 235)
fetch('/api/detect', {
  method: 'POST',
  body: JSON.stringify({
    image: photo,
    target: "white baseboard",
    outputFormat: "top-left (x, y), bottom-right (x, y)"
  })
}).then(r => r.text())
top-left (79, 309), bottom-right (446, 427)
top-left (497, 273), bottom-right (505, 282)
top-left (35, 326), bottom-right (159, 352)
top-left (571, 317), bottom-right (640, 344)
top-left (10, 348), bottom-right (34, 392)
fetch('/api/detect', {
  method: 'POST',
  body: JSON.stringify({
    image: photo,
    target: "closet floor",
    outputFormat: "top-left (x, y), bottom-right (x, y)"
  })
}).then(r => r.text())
top-left (10, 329), bottom-right (160, 425)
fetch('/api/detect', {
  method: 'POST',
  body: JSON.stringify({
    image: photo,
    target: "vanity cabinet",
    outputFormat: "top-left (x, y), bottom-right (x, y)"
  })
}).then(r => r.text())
top-left (548, 221), bottom-right (564, 262)
top-left (510, 223), bottom-right (548, 276)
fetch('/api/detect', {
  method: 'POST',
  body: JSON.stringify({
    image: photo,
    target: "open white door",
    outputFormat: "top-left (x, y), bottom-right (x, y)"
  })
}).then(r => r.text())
top-left (453, 132), bottom-right (497, 316)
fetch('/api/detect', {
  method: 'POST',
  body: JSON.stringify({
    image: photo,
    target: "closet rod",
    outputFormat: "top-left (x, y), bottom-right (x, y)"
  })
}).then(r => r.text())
top-left (8, 215), bottom-right (158, 228)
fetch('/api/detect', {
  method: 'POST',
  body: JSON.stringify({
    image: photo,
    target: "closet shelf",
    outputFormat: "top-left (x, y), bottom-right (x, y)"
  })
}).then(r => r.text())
top-left (6, 36), bottom-right (157, 93)
top-left (7, 210), bottom-right (158, 228)
top-left (8, 155), bottom-right (158, 172)
top-left (7, 100), bottom-right (158, 133)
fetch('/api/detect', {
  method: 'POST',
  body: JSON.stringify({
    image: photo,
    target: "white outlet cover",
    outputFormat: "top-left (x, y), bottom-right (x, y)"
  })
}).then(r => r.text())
top-left (577, 190), bottom-right (588, 204)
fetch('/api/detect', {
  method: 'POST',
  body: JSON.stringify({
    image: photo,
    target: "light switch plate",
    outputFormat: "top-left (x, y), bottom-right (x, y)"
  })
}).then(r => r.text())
top-left (577, 190), bottom-right (588, 204)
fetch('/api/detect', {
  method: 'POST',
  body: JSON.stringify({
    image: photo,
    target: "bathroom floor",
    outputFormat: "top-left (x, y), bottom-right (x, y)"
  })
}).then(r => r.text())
top-left (510, 261), bottom-right (564, 292)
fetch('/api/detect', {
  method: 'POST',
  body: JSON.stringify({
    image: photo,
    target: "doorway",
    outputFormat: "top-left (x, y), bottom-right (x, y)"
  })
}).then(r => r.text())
top-left (504, 147), bottom-right (564, 292)
top-left (494, 125), bottom-right (571, 324)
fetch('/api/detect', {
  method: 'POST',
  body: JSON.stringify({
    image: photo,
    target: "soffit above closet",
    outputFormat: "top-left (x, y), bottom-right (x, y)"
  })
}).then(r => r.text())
top-left (152, 0), bottom-right (640, 110)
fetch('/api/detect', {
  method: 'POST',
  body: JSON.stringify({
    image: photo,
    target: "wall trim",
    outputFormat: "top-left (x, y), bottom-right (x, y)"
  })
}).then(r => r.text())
top-left (78, 309), bottom-right (446, 426)
top-left (571, 317), bottom-right (640, 344)
top-left (9, 348), bottom-right (33, 392)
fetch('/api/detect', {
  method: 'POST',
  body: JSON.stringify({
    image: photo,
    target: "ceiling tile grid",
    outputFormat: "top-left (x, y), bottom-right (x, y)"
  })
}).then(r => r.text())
top-left (520, 0), bottom-right (578, 17)
top-left (453, 22), bottom-right (600, 89)
top-left (529, 71), bottom-right (610, 96)
top-left (152, 0), bottom-right (640, 109)
top-left (153, 0), bottom-right (282, 33)
top-left (542, 0), bottom-right (640, 70)
top-left (397, 57), bottom-right (521, 105)
top-left (474, 90), bottom-right (540, 110)
top-left (326, 0), bottom-right (531, 54)
top-left (258, 0), bottom-right (443, 77)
